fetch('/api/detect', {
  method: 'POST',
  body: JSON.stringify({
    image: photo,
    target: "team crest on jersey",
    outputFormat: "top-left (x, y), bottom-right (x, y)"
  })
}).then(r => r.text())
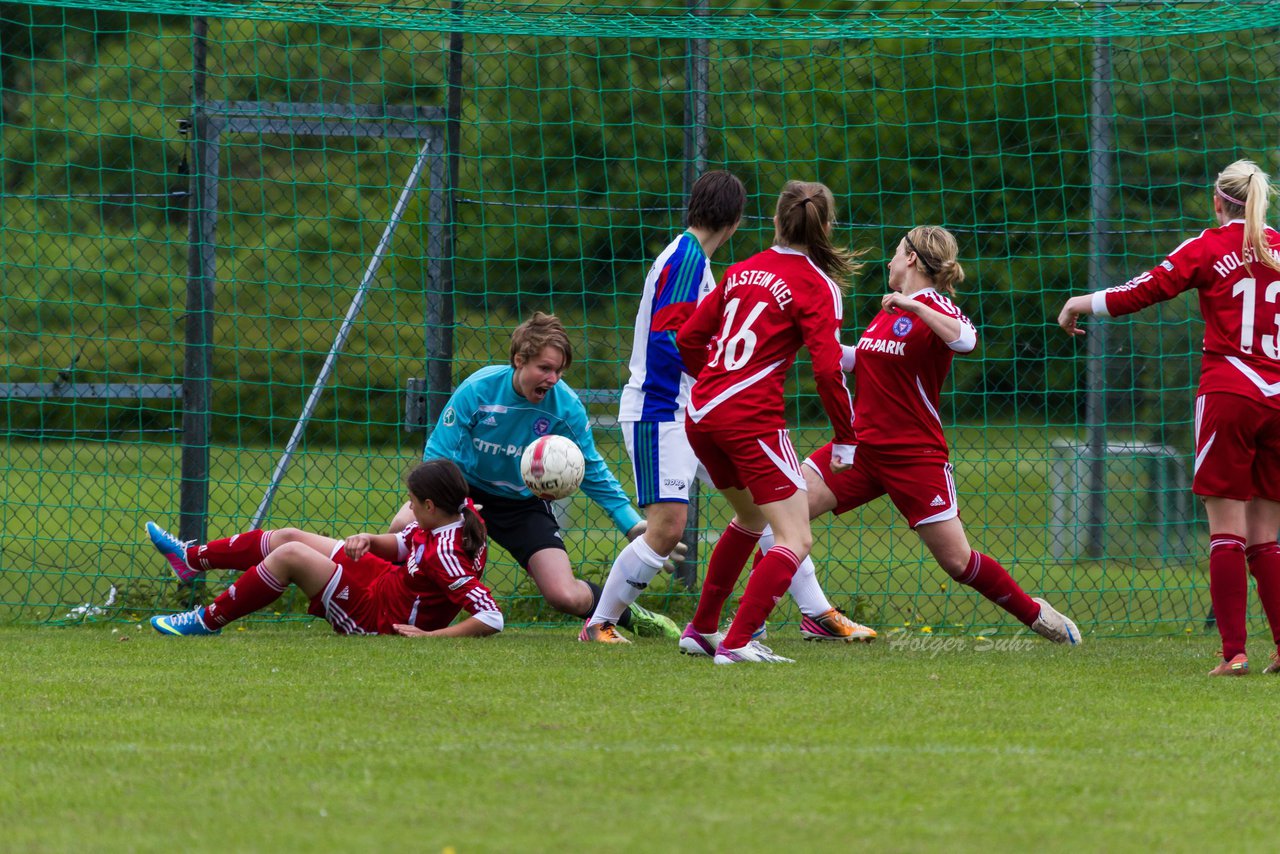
top-left (1161, 260), bottom-right (1174, 271)
top-left (532, 416), bottom-right (551, 436)
top-left (892, 315), bottom-right (914, 336)
top-left (442, 407), bottom-right (456, 427)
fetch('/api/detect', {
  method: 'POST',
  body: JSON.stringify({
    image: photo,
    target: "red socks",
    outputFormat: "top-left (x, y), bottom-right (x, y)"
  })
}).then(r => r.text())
top-left (202, 564), bottom-right (288, 629)
top-left (723, 547), bottom-right (800, 649)
top-left (691, 521), bottom-right (761, 634)
top-left (1209, 533), bottom-right (1248, 660)
top-left (956, 550), bottom-right (1041, 626)
top-left (190, 530), bottom-right (272, 573)
top-left (1246, 542), bottom-right (1280, 649)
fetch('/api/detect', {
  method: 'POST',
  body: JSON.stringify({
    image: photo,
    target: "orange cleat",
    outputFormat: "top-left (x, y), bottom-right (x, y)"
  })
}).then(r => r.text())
top-left (800, 608), bottom-right (877, 642)
top-left (578, 621), bottom-right (632, 644)
top-left (1207, 652), bottom-right (1249, 676)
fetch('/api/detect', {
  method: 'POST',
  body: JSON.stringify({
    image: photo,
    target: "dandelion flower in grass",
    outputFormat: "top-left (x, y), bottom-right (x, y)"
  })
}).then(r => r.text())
top-left (921, 626), bottom-right (932, 634)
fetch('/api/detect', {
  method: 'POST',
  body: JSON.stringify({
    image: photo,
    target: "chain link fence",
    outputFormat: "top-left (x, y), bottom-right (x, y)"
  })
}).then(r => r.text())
top-left (3, 1), bottom-right (1278, 634)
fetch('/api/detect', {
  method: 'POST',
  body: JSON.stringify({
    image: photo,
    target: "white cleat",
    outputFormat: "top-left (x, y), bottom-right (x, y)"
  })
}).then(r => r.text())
top-left (712, 640), bottom-right (795, 665)
top-left (1030, 597), bottom-right (1082, 645)
top-left (678, 623), bottom-right (724, 657)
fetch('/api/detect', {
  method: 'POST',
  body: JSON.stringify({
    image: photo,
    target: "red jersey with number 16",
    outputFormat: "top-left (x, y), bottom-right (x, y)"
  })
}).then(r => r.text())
top-left (1097, 220), bottom-right (1280, 405)
top-left (676, 245), bottom-right (855, 441)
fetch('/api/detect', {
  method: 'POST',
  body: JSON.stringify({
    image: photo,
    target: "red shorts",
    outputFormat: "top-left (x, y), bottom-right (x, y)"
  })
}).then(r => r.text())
top-left (306, 549), bottom-right (391, 635)
top-left (1193, 393), bottom-right (1280, 501)
top-left (806, 442), bottom-right (958, 528)
top-left (685, 421), bottom-right (806, 504)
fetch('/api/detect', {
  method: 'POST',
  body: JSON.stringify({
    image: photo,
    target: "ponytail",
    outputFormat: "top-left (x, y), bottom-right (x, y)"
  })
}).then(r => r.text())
top-left (774, 181), bottom-right (866, 289)
top-left (458, 500), bottom-right (486, 562)
top-left (406, 459), bottom-right (487, 561)
top-left (904, 225), bottom-right (966, 296)
top-left (1215, 159), bottom-right (1280, 274)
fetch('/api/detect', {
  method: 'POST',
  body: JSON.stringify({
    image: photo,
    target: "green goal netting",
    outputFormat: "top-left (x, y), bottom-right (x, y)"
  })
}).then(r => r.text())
top-left (3, 0), bottom-right (1278, 635)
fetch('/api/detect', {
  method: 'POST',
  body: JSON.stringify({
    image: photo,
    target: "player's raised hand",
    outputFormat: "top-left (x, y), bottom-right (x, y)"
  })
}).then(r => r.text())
top-left (343, 533), bottom-right (373, 559)
top-left (1057, 295), bottom-right (1091, 337)
top-left (882, 292), bottom-right (915, 313)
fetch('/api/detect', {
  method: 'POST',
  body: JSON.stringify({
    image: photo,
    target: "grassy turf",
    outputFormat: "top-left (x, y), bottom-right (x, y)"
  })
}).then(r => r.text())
top-left (2, 625), bottom-right (1275, 853)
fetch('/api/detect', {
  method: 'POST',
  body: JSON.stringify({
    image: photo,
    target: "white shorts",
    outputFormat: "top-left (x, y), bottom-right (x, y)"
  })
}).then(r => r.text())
top-left (621, 420), bottom-right (707, 505)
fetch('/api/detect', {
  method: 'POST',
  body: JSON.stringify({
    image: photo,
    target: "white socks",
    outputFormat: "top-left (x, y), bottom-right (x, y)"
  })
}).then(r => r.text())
top-left (587, 536), bottom-right (668, 626)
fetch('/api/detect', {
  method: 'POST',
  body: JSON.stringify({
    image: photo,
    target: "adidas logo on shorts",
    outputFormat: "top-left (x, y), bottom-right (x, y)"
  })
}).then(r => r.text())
top-left (335, 586), bottom-right (350, 601)
top-left (930, 495), bottom-right (946, 507)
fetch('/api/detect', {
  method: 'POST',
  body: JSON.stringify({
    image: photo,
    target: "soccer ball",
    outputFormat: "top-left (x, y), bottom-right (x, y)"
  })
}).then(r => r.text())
top-left (520, 435), bottom-right (586, 500)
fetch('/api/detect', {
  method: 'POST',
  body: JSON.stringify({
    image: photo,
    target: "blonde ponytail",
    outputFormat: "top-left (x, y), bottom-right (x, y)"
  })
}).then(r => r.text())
top-left (1215, 159), bottom-right (1280, 274)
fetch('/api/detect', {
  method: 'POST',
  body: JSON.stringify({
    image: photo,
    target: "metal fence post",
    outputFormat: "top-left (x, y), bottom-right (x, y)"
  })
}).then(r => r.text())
top-left (1085, 29), bottom-right (1114, 559)
top-left (675, 0), bottom-right (709, 590)
top-left (425, 5), bottom-right (465, 431)
top-left (180, 16), bottom-right (214, 545)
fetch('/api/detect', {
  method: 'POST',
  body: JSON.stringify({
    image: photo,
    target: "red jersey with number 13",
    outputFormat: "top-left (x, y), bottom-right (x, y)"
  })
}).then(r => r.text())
top-left (676, 245), bottom-right (855, 441)
top-left (1098, 220), bottom-right (1280, 405)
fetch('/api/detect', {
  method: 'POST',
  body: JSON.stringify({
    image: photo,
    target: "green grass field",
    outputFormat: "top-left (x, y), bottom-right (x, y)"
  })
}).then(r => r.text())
top-left (2, 625), bottom-right (1275, 853)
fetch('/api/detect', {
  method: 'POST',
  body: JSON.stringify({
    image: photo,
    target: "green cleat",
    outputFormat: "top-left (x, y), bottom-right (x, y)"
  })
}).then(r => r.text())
top-left (627, 602), bottom-right (680, 639)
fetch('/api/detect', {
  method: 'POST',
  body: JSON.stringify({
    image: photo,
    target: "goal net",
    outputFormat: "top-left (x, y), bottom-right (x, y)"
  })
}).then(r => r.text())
top-left (3, 0), bottom-right (1275, 635)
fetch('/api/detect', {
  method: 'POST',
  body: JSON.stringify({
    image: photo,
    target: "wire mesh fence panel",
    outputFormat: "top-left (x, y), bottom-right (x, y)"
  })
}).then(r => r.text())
top-left (2, 1), bottom-right (1277, 634)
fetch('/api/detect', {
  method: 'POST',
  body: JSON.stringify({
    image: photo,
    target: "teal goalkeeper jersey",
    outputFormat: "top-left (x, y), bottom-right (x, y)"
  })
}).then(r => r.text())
top-left (422, 365), bottom-right (641, 534)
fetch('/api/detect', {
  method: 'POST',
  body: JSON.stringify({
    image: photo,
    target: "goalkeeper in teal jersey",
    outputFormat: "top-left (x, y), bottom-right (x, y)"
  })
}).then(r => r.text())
top-left (389, 312), bottom-right (678, 637)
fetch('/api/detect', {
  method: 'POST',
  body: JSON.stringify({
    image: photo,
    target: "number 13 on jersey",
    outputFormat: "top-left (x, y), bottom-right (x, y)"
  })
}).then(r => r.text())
top-left (1232, 277), bottom-right (1280, 358)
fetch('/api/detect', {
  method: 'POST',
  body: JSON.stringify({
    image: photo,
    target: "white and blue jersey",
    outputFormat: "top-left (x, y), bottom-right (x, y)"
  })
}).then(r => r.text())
top-left (423, 365), bottom-right (641, 534)
top-left (618, 232), bottom-right (716, 505)
top-left (618, 232), bottom-right (717, 422)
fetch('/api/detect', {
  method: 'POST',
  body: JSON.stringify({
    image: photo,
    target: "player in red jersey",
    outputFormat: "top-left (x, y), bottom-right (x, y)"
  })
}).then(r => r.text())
top-left (147, 459), bottom-right (503, 637)
top-left (773, 226), bottom-right (1080, 646)
top-left (675, 180), bottom-right (860, 664)
top-left (1059, 159), bottom-right (1280, 675)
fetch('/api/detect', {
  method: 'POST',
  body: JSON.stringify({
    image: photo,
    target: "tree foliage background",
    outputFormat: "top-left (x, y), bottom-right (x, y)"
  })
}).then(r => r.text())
top-left (2, 3), bottom-right (1278, 448)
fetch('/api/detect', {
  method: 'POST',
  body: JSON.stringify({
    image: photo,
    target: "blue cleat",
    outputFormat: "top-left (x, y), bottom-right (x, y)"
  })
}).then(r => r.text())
top-left (150, 606), bottom-right (220, 636)
top-left (146, 521), bottom-right (199, 582)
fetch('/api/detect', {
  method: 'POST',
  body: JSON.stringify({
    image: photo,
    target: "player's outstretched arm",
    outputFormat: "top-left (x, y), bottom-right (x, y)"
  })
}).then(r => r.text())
top-left (393, 615), bottom-right (500, 638)
top-left (1062, 242), bottom-right (1203, 335)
